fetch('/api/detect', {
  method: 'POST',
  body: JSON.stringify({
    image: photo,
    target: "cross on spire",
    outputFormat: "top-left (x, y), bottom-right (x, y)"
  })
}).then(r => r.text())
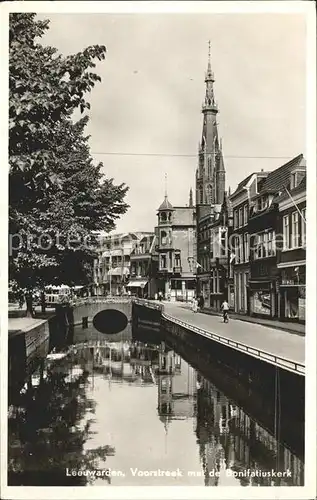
top-left (164, 172), bottom-right (168, 198)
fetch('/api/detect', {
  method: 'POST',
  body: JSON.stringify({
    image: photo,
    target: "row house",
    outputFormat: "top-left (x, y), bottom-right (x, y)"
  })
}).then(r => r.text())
top-left (275, 161), bottom-right (306, 323)
top-left (127, 234), bottom-right (159, 298)
top-left (155, 192), bottom-right (196, 302)
top-left (229, 171), bottom-right (269, 314)
top-left (197, 194), bottom-right (233, 309)
top-left (93, 232), bottom-right (153, 295)
top-left (247, 154), bottom-right (306, 321)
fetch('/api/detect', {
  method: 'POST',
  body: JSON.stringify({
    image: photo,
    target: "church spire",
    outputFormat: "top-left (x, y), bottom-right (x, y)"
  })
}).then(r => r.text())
top-left (196, 43), bottom-right (225, 208)
top-left (189, 187), bottom-right (193, 207)
top-left (203, 40), bottom-right (217, 113)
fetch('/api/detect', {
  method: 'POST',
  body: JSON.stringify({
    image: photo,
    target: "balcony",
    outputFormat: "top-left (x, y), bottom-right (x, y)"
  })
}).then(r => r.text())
top-left (173, 266), bottom-right (182, 274)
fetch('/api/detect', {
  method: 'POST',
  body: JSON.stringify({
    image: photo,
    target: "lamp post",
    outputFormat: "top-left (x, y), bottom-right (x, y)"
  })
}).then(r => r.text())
top-left (109, 252), bottom-right (112, 297)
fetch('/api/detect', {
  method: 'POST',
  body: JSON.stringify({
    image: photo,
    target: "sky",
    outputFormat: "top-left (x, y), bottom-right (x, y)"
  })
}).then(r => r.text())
top-left (37, 11), bottom-right (306, 234)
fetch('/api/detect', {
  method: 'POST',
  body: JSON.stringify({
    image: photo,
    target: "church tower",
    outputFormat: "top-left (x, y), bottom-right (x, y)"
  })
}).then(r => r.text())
top-left (196, 42), bottom-right (225, 211)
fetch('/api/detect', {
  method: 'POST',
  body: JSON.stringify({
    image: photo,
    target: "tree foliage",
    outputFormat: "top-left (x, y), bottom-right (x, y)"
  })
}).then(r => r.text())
top-left (8, 361), bottom-right (115, 485)
top-left (9, 13), bottom-right (129, 291)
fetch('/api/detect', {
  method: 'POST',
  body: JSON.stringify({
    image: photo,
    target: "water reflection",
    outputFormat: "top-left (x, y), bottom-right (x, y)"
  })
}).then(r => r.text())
top-left (8, 324), bottom-right (304, 486)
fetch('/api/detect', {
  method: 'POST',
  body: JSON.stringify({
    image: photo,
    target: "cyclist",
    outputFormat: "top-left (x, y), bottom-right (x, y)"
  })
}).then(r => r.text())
top-left (221, 299), bottom-right (230, 323)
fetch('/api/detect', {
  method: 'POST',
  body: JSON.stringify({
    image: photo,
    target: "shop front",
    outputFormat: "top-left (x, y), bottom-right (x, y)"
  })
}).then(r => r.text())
top-left (277, 265), bottom-right (306, 323)
top-left (126, 279), bottom-right (148, 298)
top-left (170, 278), bottom-right (196, 302)
top-left (249, 281), bottom-right (276, 318)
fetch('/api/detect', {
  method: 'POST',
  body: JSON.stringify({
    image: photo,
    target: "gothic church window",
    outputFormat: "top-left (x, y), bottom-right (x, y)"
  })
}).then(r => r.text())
top-left (207, 157), bottom-right (212, 178)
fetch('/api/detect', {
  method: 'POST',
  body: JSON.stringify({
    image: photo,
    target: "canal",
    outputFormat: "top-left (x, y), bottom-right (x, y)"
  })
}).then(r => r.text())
top-left (8, 322), bottom-right (304, 487)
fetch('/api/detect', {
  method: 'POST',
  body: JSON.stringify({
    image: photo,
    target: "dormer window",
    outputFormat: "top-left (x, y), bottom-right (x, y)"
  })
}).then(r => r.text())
top-left (290, 168), bottom-right (306, 190)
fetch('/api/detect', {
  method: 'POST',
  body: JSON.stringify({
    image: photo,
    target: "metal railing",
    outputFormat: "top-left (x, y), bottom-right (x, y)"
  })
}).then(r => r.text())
top-left (72, 296), bottom-right (132, 306)
top-left (161, 312), bottom-right (305, 376)
top-left (132, 298), bottom-right (164, 311)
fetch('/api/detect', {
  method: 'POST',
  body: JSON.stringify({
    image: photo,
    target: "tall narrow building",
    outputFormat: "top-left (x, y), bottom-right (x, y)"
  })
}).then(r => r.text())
top-left (196, 43), bottom-right (225, 213)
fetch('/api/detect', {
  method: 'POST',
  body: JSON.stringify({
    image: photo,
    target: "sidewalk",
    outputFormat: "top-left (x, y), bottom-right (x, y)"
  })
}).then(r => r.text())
top-left (200, 307), bottom-right (305, 336)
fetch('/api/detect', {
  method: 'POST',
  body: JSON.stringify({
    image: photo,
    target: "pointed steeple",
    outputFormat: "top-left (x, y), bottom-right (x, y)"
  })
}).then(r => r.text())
top-left (203, 40), bottom-right (217, 113)
top-left (196, 43), bottom-right (225, 209)
top-left (158, 173), bottom-right (174, 211)
top-left (189, 187), bottom-right (193, 207)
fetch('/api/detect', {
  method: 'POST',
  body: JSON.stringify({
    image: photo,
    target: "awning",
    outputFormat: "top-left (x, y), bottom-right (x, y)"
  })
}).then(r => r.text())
top-left (109, 267), bottom-right (129, 276)
top-left (126, 280), bottom-right (148, 289)
top-left (102, 249), bottom-right (123, 258)
top-left (277, 261), bottom-right (306, 269)
top-left (248, 280), bottom-right (271, 291)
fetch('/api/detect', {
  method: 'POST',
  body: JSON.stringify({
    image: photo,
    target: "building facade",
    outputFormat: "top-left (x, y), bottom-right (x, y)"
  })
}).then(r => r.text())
top-left (155, 193), bottom-right (196, 302)
top-left (127, 234), bottom-right (159, 298)
top-left (93, 232), bottom-right (153, 296)
top-left (229, 171), bottom-right (269, 314)
top-left (197, 195), bottom-right (232, 309)
top-left (248, 154), bottom-right (305, 319)
top-left (276, 162), bottom-right (306, 323)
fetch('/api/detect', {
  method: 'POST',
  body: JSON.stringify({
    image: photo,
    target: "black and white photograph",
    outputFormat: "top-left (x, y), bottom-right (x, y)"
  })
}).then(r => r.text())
top-left (1, 1), bottom-right (316, 499)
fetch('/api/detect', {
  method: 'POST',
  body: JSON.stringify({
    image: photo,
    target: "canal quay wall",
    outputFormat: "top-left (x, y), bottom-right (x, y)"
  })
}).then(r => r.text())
top-left (8, 306), bottom-right (72, 402)
top-left (133, 299), bottom-right (305, 457)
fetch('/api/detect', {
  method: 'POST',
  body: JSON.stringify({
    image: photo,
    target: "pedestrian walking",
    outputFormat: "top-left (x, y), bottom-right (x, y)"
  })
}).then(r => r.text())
top-left (192, 297), bottom-right (198, 313)
top-left (221, 299), bottom-right (230, 323)
top-left (158, 291), bottom-right (163, 302)
top-left (198, 294), bottom-right (205, 310)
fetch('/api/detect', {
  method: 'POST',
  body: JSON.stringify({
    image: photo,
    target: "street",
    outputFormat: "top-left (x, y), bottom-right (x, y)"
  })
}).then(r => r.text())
top-left (163, 302), bottom-right (305, 365)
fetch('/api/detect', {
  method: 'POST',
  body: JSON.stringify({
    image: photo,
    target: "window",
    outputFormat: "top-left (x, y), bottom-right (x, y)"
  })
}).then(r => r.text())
top-left (257, 196), bottom-right (267, 212)
top-left (235, 235), bottom-right (242, 264)
top-left (290, 172), bottom-right (297, 190)
top-left (234, 210), bottom-right (238, 229)
top-left (220, 229), bottom-right (227, 256)
top-left (302, 208), bottom-right (306, 247)
top-left (283, 215), bottom-right (290, 250)
top-left (239, 207), bottom-right (243, 228)
top-left (160, 254), bottom-right (167, 269)
top-left (207, 156), bottom-right (212, 178)
top-left (175, 254), bottom-right (180, 266)
top-left (292, 212), bottom-right (299, 248)
top-left (267, 231), bottom-right (276, 256)
top-left (161, 231), bottom-right (167, 246)
top-left (160, 212), bottom-right (167, 222)
top-left (244, 233), bottom-right (249, 262)
top-left (254, 233), bottom-right (266, 259)
top-left (244, 205), bottom-right (248, 226)
top-left (199, 186), bottom-right (203, 204)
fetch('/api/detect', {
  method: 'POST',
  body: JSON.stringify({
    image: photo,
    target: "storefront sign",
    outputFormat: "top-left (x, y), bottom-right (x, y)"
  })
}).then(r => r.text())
top-left (251, 291), bottom-right (271, 315)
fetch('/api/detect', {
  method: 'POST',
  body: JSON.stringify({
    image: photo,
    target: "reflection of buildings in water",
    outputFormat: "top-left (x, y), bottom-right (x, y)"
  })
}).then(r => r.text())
top-left (72, 340), bottom-right (164, 384)
top-left (195, 374), bottom-right (304, 486)
top-left (157, 351), bottom-right (197, 429)
top-left (73, 321), bottom-right (132, 346)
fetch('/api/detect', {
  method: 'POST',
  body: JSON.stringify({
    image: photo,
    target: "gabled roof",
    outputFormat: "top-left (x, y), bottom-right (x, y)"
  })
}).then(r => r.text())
top-left (260, 154), bottom-right (305, 194)
top-left (158, 196), bottom-right (174, 211)
top-left (230, 173), bottom-right (254, 198)
top-left (275, 174), bottom-right (306, 204)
